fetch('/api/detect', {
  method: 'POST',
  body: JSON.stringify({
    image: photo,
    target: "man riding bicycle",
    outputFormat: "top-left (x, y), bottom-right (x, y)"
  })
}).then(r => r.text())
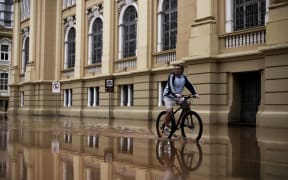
top-left (162, 64), bottom-right (200, 135)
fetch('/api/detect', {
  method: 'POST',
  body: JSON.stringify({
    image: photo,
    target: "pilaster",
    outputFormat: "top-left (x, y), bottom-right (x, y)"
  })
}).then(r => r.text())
top-left (11, 0), bottom-right (21, 84)
top-left (136, 0), bottom-right (152, 70)
top-left (74, 0), bottom-right (86, 78)
top-left (266, 0), bottom-right (288, 45)
top-left (102, 0), bottom-right (115, 74)
top-left (258, 0), bottom-right (288, 127)
top-left (54, 0), bottom-right (63, 80)
top-left (189, 0), bottom-right (218, 56)
top-left (25, 0), bottom-right (37, 81)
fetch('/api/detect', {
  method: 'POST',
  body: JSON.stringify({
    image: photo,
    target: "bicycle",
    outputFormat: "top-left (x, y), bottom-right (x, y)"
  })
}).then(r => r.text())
top-left (155, 139), bottom-right (203, 178)
top-left (156, 95), bottom-right (203, 141)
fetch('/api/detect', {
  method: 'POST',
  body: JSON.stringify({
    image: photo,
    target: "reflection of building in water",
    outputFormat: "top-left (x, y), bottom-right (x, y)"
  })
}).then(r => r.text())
top-left (0, 0), bottom-right (13, 116)
top-left (8, 0), bottom-right (288, 127)
top-left (61, 159), bottom-right (73, 180)
top-left (118, 137), bottom-right (133, 154)
top-left (0, 125), bottom-right (7, 180)
top-left (6, 122), bottom-right (288, 179)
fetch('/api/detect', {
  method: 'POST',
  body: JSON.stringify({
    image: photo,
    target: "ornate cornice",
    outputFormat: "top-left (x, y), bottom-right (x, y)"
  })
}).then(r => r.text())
top-left (87, 4), bottom-right (103, 24)
top-left (116, 0), bottom-right (137, 15)
top-left (63, 16), bottom-right (76, 33)
top-left (21, 27), bottom-right (29, 37)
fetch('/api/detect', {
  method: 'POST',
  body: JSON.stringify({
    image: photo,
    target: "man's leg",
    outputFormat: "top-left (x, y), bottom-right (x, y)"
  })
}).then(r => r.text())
top-left (165, 108), bottom-right (172, 126)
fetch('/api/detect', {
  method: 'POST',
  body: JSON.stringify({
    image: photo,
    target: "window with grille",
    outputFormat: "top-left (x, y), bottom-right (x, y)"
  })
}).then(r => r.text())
top-left (67, 28), bottom-right (75, 68)
top-left (91, 19), bottom-right (103, 64)
top-left (233, 0), bottom-right (266, 31)
top-left (87, 87), bottom-right (99, 107)
top-left (0, 44), bottom-right (9, 61)
top-left (0, 0), bottom-right (13, 27)
top-left (163, 0), bottom-right (177, 50)
top-left (158, 81), bottom-right (167, 106)
top-left (120, 84), bottom-right (133, 106)
top-left (22, 37), bottom-right (29, 73)
top-left (123, 6), bottom-right (137, 58)
top-left (20, 91), bottom-right (24, 107)
top-left (0, 73), bottom-right (8, 90)
top-left (64, 89), bottom-right (72, 107)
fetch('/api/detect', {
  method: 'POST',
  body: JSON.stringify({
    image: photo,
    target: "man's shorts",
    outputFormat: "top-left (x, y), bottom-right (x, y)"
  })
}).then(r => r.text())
top-left (163, 96), bottom-right (185, 109)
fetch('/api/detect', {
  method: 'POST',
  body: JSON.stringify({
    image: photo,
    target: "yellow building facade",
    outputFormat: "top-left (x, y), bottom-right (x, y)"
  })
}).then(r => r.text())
top-left (9, 0), bottom-right (288, 127)
top-left (0, 0), bottom-right (13, 116)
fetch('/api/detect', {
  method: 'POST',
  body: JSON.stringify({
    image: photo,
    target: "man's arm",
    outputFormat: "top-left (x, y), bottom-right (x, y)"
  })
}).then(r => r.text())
top-left (184, 76), bottom-right (197, 95)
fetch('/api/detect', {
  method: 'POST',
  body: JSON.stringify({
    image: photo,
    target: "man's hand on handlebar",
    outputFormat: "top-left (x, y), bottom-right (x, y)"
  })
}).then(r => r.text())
top-left (175, 94), bottom-right (182, 98)
top-left (192, 94), bottom-right (200, 98)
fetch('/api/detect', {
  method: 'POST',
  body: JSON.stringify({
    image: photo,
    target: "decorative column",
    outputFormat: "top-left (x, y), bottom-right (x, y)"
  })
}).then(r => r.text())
top-left (189, 0), bottom-right (218, 56)
top-left (25, 0), bottom-right (37, 81)
top-left (137, 0), bottom-right (151, 70)
top-left (74, 0), bottom-right (85, 78)
top-left (10, 0), bottom-right (21, 82)
top-left (258, 0), bottom-right (288, 127)
top-left (102, 0), bottom-right (115, 74)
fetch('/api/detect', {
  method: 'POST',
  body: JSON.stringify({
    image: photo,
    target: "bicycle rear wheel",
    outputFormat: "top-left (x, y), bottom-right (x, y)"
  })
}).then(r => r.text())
top-left (181, 111), bottom-right (203, 141)
top-left (156, 111), bottom-right (172, 138)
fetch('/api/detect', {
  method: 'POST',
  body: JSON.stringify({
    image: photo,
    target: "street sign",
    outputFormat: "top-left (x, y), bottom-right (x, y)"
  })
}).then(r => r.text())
top-left (105, 79), bottom-right (114, 92)
top-left (52, 81), bottom-right (61, 94)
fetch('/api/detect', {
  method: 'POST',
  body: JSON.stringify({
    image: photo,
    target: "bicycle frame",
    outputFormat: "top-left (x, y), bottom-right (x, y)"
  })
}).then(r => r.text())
top-left (170, 100), bottom-right (191, 132)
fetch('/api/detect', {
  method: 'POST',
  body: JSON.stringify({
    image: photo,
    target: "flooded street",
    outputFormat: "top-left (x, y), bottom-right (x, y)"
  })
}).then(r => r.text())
top-left (1, 116), bottom-right (288, 180)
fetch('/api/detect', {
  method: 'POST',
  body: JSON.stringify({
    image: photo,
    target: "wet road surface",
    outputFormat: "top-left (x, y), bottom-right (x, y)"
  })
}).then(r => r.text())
top-left (1, 116), bottom-right (288, 180)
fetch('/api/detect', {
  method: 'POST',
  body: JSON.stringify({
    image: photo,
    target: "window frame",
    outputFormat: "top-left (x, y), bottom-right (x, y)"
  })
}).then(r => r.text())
top-left (0, 72), bottom-right (8, 91)
top-left (157, 0), bottom-right (178, 52)
top-left (118, 3), bottom-right (138, 59)
top-left (21, 36), bottom-right (29, 73)
top-left (88, 17), bottom-right (103, 64)
top-left (64, 27), bottom-right (76, 69)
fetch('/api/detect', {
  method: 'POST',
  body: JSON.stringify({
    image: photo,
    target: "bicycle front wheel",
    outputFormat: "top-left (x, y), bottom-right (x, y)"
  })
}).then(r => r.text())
top-left (181, 111), bottom-right (203, 141)
top-left (156, 111), bottom-right (172, 138)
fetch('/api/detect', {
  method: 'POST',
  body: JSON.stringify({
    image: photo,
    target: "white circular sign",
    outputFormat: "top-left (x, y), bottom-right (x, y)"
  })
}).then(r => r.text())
top-left (52, 81), bottom-right (61, 93)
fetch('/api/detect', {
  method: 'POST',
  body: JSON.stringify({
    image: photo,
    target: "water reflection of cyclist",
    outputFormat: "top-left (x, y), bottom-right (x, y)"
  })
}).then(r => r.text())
top-left (163, 160), bottom-right (182, 180)
top-left (162, 142), bottom-right (182, 180)
top-left (162, 64), bottom-right (200, 135)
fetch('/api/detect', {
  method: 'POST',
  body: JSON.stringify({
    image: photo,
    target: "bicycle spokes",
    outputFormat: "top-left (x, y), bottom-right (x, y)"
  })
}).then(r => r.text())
top-left (181, 111), bottom-right (203, 141)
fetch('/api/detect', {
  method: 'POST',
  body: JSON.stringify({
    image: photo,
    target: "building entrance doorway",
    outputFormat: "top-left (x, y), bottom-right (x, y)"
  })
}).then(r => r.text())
top-left (230, 72), bottom-right (261, 125)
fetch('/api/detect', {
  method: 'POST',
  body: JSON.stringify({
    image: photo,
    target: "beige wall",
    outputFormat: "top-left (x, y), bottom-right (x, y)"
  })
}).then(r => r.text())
top-left (8, 0), bottom-right (288, 127)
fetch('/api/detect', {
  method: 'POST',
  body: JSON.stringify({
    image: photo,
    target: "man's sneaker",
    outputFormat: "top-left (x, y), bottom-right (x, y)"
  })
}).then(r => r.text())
top-left (164, 126), bottom-right (171, 136)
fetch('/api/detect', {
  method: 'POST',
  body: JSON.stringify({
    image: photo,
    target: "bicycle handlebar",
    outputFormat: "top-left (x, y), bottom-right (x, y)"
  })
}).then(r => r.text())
top-left (182, 94), bottom-right (199, 99)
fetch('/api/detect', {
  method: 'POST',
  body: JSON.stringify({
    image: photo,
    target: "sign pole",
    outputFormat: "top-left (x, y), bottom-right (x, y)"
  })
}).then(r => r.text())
top-left (56, 93), bottom-right (58, 119)
top-left (52, 81), bottom-right (61, 119)
top-left (105, 79), bottom-right (114, 120)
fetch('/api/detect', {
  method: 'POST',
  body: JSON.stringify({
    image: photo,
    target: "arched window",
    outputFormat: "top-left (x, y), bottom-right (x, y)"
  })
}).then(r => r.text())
top-left (162, 0), bottom-right (177, 51)
top-left (89, 18), bottom-right (103, 64)
top-left (22, 37), bottom-right (29, 73)
top-left (66, 27), bottom-right (75, 68)
top-left (122, 6), bottom-right (137, 58)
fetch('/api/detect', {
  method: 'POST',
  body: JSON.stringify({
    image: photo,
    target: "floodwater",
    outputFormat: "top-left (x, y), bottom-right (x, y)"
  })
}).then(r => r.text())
top-left (1, 115), bottom-right (288, 180)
